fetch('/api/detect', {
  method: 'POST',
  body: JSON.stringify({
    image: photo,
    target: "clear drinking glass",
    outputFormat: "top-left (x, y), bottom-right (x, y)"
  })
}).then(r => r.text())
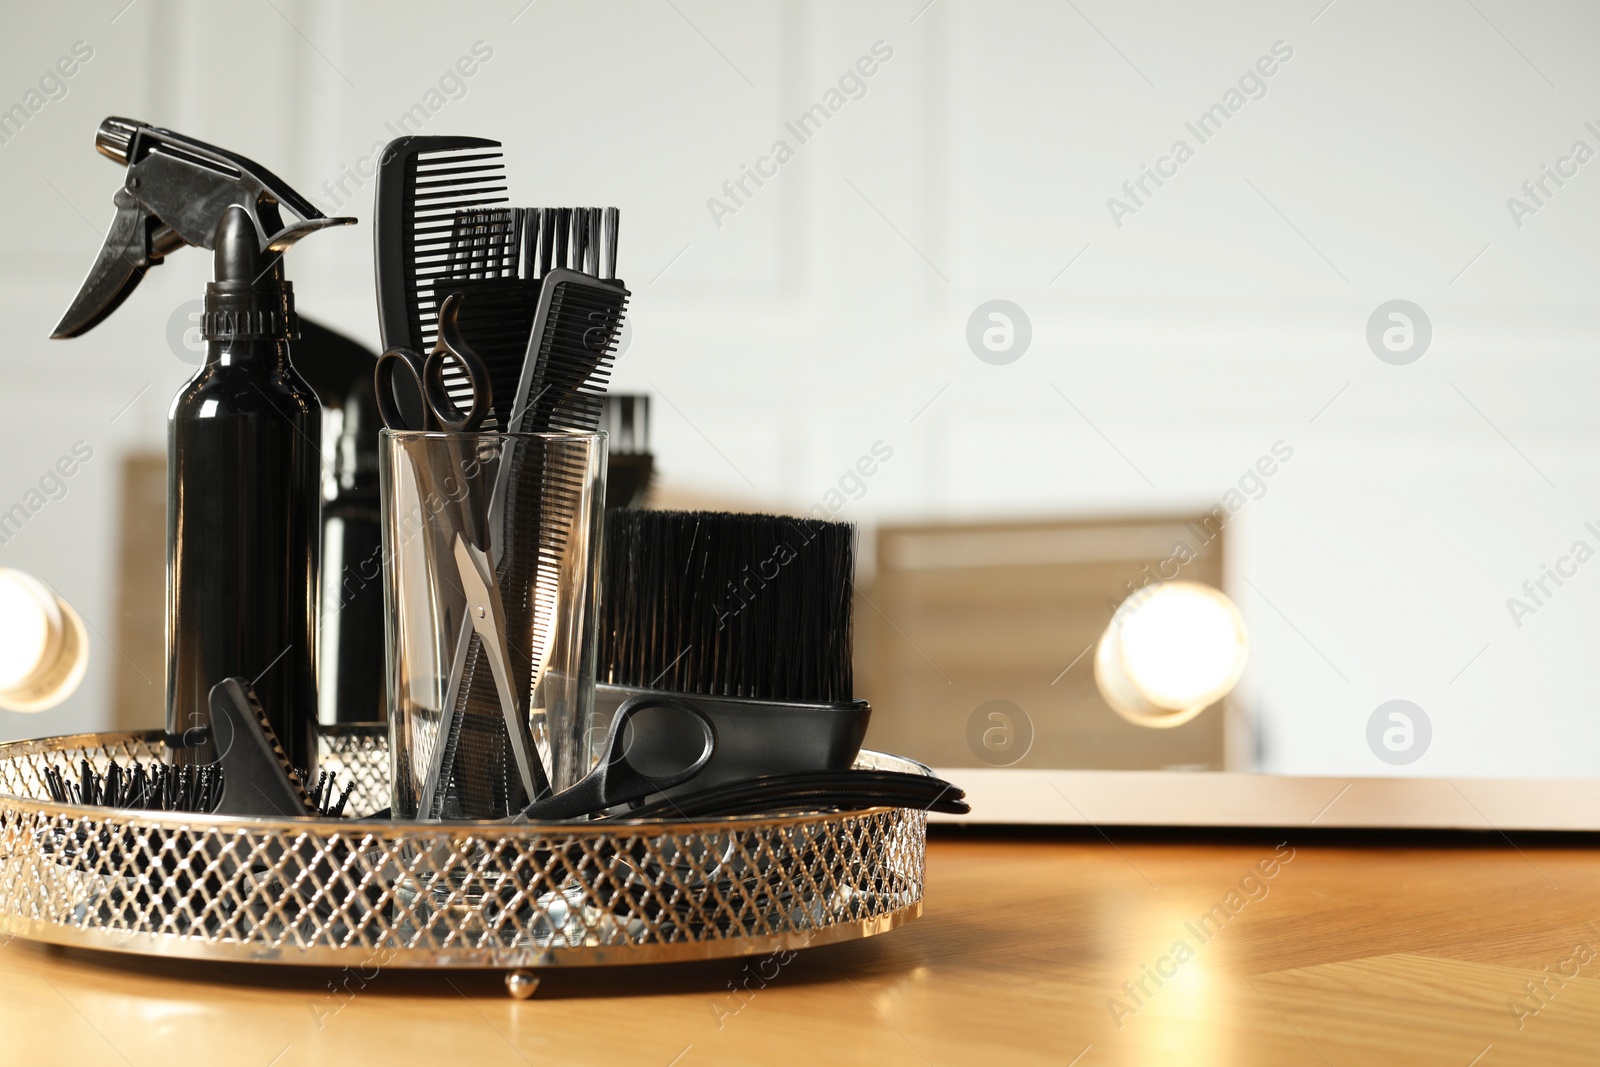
top-left (380, 429), bottom-right (606, 820)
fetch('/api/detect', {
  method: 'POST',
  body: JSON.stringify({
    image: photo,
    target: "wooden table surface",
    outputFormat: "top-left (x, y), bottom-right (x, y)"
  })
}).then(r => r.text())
top-left (2, 826), bottom-right (1598, 1066)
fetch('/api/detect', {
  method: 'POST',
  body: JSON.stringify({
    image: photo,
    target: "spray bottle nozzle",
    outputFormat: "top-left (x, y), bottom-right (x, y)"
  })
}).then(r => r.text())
top-left (93, 117), bottom-right (138, 165)
top-left (50, 117), bottom-right (355, 340)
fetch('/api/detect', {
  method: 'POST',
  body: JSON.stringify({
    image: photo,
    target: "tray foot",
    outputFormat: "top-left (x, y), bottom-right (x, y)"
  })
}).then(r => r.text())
top-left (505, 968), bottom-right (540, 999)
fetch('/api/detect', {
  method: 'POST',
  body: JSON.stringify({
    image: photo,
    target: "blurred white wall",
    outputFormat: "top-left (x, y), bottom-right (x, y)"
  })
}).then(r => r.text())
top-left (0, 0), bottom-right (1597, 778)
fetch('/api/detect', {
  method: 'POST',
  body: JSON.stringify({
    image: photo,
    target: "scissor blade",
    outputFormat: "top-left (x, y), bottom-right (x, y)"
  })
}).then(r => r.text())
top-left (453, 535), bottom-right (551, 801)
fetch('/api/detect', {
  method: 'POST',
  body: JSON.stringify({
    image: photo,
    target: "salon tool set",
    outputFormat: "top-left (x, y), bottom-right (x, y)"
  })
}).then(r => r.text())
top-left (13, 116), bottom-right (961, 991)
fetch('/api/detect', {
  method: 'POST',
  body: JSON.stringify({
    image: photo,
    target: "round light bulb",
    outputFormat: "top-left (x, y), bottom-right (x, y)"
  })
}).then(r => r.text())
top-left (1095, 581), bottom-right (1248, 728)
top-left (0, 572), bottom-right (51, 690)
top-left (0, 569), bottom-right (89, 713)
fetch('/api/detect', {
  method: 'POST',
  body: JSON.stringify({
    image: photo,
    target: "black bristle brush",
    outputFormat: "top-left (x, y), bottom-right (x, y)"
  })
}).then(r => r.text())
top-left (44, 758), bottom-right (221, 813)
top-left (42, 759), bottom-right (353, 818)
top-left (594, 509), bottom-right (872, 792)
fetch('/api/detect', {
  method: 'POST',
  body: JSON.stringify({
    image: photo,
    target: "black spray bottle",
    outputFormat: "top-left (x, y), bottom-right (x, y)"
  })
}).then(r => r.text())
top-left (166, 207), bottom-right (321, 768)
top-left (51, 118), bottom-right (353, 770)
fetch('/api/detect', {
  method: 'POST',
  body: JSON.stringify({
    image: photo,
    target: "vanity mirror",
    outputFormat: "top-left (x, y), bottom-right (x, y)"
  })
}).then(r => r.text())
top-left (4, 0), bottom-right (1592, 829)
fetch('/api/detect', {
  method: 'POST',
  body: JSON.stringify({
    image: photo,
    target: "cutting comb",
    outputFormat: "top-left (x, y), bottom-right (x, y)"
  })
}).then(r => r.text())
top-left (509, 268), bottom-right (628, 434)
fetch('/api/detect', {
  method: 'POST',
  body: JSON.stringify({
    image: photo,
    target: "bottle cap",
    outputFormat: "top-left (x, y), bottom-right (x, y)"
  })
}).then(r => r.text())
top-left (203, 205), bottom-right (298, 342)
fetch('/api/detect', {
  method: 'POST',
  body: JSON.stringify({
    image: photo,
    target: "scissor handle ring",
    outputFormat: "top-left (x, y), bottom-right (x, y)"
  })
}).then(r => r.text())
top-left (609, 695), bottom-right (718, 784)
top-left (374, 346), bottom-right (430, 430)
top-left (423, 292), bottom-right (493, 432)
top-left (422, 346), bottom-right (491, 431)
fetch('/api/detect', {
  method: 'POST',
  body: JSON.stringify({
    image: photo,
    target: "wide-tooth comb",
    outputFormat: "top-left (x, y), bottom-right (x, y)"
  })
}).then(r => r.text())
top-left (600, 207), bottom-right (619, 280)
top-left (448, 206), bottom-right (521, 280)
top-left (373, 136), bottom-right (508, 354)
top-left (440, 272), bottom-right (539, 431)
top-left (550, 208), bottom-right (573, 275)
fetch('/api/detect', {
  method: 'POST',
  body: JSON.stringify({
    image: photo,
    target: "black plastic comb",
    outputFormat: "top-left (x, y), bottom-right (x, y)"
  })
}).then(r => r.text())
top-left (374, 136), bottom-right (508, 427)
top-left (509, 267), bottom-right (628, 434)
top-left (600, 769), bottom-right (970, 820)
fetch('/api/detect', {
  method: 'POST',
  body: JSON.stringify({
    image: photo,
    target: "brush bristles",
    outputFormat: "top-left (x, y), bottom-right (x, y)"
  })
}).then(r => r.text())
top-left (43, 759), bottom-right (355, 816)
top-left (599, 509), bottom-right (856, 704)
top-left (602, 395), bottom-right (650, 454)
top-left (45, 758), bottom-right (221, 814)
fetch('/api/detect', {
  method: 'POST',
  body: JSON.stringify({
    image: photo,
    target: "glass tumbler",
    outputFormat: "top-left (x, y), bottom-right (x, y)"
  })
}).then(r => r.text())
top-left (380, 429), bottom-right (606, 819)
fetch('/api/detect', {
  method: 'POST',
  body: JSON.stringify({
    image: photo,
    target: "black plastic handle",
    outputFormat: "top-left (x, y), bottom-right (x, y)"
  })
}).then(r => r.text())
top-left (422, 292), bottom-right (491, 432)
top-left (516, 695), bottom-right (717, 821)
top-left (374, 346), bottom-right (431, 430)
top-left (375, 294), bottom-right (492, 432)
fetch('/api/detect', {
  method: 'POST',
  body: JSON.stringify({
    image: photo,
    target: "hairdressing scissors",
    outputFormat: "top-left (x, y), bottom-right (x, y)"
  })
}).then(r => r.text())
top-left (375, 291), bottom-right (492, 431)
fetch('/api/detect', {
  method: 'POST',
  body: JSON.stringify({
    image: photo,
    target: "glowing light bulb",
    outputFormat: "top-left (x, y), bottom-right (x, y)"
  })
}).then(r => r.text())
top-left (1095, 581), bottom-right (1248, 728)
top-left (0, 569), bottom-right (89, 713)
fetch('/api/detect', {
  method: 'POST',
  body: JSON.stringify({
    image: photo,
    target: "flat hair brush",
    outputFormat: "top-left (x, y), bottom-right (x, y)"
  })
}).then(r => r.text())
top-left (595, 509), bottom-right (871, 795)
